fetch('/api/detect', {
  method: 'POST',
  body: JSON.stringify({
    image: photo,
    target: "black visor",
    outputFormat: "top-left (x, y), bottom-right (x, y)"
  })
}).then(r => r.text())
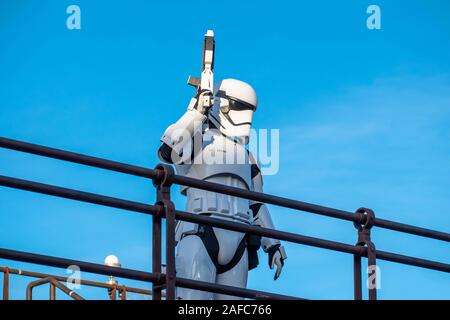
top-left (217, 90), bottom-right (256, 111)
top-left (228, 98), bottom-right (256, 111)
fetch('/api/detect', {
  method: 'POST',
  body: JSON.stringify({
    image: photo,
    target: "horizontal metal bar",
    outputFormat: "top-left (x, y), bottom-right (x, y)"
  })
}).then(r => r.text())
top-left (373, 218), bottom-right (450, 242)
top-left (0, 174), bottom-right (159, 216)
top-left (375, 250), bottom-right (450, 272)
top-left (1, 175), bottom-right (448, 272)
top-left (175, 211), bottom-right (450, 273)
top-left (172, 175), bottom-right (450, 242)
top-left (1, 136), bottom-right (448, 242)
top-left (174, 174), bottom-right (357, 221)
top-left (0, 248), bottom-right (299, 300)
top-left (0, 248), bottom-right (162, 283)
top-left (175, 277), bottom-right (302, 300)
top-left (175, 211), bottom-right (361, 255)
top-left (0, 137), bottom-right (159, 180)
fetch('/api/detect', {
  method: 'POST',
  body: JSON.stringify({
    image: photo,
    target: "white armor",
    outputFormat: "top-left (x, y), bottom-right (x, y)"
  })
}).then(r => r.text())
top-left (158, 78), bottom-right (286, 300)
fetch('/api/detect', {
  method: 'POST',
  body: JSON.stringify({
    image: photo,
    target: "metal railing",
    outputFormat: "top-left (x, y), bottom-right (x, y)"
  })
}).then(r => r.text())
top-left (0, 137), bottom-right (449, 300)
top-left (26, 277), bottom-right (85, 300)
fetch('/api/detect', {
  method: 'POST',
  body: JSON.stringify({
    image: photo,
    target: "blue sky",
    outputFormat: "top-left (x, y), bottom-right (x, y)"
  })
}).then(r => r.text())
top-left (0, 0), bottom-right (449, 299)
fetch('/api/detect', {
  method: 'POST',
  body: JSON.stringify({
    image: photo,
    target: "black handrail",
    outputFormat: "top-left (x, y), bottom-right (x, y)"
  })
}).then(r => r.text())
top-left (0, 248), bottom-right (299, 300)
top-left (0, 136), bottom-right (449, 300)
top-left (0, 175), bottom-right (448, 273)
top-left (1, 137), bottom-right (448, 242)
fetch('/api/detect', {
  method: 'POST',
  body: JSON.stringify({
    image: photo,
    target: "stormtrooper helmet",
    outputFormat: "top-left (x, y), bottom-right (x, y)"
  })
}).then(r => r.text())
top-left (208, 78), bottom-right (257, 144)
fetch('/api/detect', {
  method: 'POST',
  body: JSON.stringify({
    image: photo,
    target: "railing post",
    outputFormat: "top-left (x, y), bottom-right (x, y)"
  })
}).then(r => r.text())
top-left (353, 253), bottom-right (362, 300)
top-left (49, 283), bottom-right (56, 300)
top-left (119, 286), bottom-right (127, 300)
top-left (153, 164), bottom-right (176, 300)
top-left (353, 207), bottom-right (377, 300)
top-left (152, 212), bottom-right (162, 300)
top-left (110, 285), bottom-right (117, 300)
top-left (3, 267), bottom-right (9, 300)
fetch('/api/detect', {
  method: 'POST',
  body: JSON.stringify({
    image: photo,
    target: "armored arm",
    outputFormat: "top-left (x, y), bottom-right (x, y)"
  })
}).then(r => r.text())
top-left (249, 154), bottom-right (287, 280)
top-left (158, 97), bottom-right (207, 164)
top-left (158, 30), bottom-right (215, 165)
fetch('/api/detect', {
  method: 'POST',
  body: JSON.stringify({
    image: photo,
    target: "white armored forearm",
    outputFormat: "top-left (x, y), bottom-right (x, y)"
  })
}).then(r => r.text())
top-left (249, 151), bottom-right (287, 278)
top-left (158, 97), bottom-right (206, 164)
top-left (251, 203), bottom-right (281, 252)
top-left (249, 153), bottom-right (284, 253)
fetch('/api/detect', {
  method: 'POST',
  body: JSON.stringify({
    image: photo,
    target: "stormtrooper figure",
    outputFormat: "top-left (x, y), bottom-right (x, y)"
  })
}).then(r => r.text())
top-left (158, 78), bottom-right (287, 300)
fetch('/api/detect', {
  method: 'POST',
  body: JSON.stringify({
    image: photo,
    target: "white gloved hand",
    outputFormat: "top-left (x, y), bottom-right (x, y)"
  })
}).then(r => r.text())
top-left (268, 245), bottom-right (287, 280)
top-left (195, 90), bottom-right (213, 114)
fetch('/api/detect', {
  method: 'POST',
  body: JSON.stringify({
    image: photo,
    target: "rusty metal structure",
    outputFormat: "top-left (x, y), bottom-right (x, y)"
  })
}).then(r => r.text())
top-left (0, 136), bottom-right (449, 300)
top-left (0, 266), bottom-right (155, 300)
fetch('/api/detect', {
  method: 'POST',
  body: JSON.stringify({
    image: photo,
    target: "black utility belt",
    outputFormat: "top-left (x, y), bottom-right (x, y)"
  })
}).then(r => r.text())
top-left (182, 224), bottom-right (261, 274)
